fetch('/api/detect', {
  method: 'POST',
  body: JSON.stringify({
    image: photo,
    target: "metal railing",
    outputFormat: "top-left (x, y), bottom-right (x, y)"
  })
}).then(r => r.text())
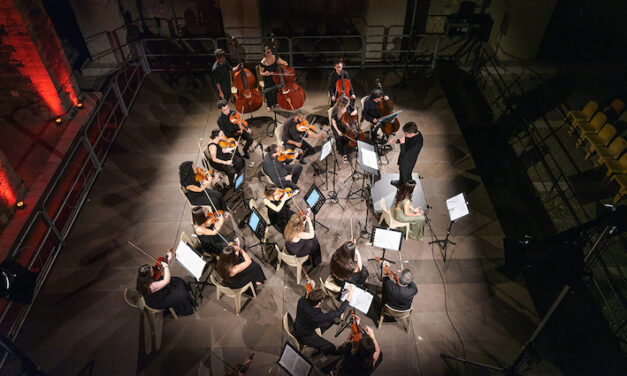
top-left (0, 61), bottom-right (148, 367)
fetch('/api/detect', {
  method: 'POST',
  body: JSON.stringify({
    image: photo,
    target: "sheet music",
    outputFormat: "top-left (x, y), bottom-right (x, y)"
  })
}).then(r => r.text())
top-left (378, 110), bottom-right (402, 124)
top-left (372, 227), bottom-right (403, 251)
top-left (446, 193), bottom-right (470, 221)
top-left (279, 344), bottom-right (312, 376)
top-left (360, 147), bottom-right (379, 171)
top-left (319, 139), bottom-right (333, 161)
top-left (340, 283), bottom-right (374, 314)
top-left (175, 240), bottom-right (206, 280)
top-left (306, 189), bottom-right (320, 208)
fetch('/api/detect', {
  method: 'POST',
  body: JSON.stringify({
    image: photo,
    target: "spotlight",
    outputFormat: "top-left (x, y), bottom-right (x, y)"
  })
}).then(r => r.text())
top-left (16, 201), bottom-right (24, 209)
top-left (55, 117), bottom-right (62, 125)
top-left (76, 102), bottom-right (83, 109)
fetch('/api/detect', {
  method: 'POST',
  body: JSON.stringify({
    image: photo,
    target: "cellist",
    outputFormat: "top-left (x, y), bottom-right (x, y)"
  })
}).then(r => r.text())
top-left (211, 48), bottom-right (240, 102)
top-left (331, 96), bottom-right (358, 163)
top-left (329, 60), bottom-right (356, 106)
top-left (362, 88), bottom-right (389, 143)
top-left (216, 100), bottom-right (254, 159)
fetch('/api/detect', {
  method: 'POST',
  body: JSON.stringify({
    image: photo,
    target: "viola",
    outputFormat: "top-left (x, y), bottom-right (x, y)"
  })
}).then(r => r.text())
top-left (218, 137), bottom-right (238, 148)
top-left (270, 34), bottom-right (306, 110)
top-left (277, 147), bottom-right (297, 162)
top-left (349, 310), bottom-right (367, 345)
top-left (296, 119), bottom-right (320, 136)
top-left (340, 110), bottom-right (365, 148)
top-left (230, 37), bottom-right (263, 114)
top-left (229, 111), bottom-right (249, 133)
top-left (375, 257), bottom-right (400, 284)
top-left (375, 78), bottom-right (400, 135)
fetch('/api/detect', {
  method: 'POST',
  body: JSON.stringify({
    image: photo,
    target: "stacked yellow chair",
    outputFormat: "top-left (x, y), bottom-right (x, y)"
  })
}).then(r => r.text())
top-left (575, 112), bottom-right (608, 147)
top-left (566, 100), bottom-right (598, 133)
top-left (589, 137), bottom-right (626, 163)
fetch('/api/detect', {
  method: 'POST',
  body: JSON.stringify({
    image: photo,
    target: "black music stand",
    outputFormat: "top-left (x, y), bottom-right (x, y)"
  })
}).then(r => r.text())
top-left (368, 226), bottom-right (404, 280)
top-left (246, 207), bottom-right (275, 263)
top-left (346, 140), bottom-right (379, 200)
top-left (321, 136), bottom-right (343, 209)
top-left (229, 169), bottom-right (249, 211)
top-left (429, 193), bottom-right (470, 262)
top-left (304, 183), bottom-right (328, 232)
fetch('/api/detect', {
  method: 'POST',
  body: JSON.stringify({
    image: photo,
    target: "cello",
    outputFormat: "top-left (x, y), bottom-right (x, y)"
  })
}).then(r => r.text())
top-left (230, 37), bottom-right (263, 114)
top-left (375, 78), bottom-right (400, 135)
top-left (334, 59), bottom-right (352, 100)
top-left (270, 34), bottom-right (306, 110)
top-left (340, 108), bottom-right (365, 148)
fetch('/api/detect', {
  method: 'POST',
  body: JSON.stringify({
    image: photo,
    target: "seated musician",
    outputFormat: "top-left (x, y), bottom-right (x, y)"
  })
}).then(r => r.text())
top-left (216, 243), bottom-right (266, 290)
top-left (331, 96), bottom-right (358, 163)
top-left (329, 60), bottom-right (355, 106)
top-left (178, 161), bottom-right (227, 210)
top-left (260, 45), bottom-right (289, 112)
top-left (263, 184), bottom-right (296, 234)
top-left (391, 180), bottom-right (425, 241)
top-left (382, 265), bottom-right (418, 311)
top-left (330, 241), bottom-right (369, 288)
top-left (336, 316), bottom-right (382, 376)
top-left (191, 206), bottom-right (233, 255)
top-left (362, 88), bottom-right (389, 143)
top-left (136, 250), bottom-right (195, 316)
top-left (282, 110), bottom-right (324, 165)
top-left (216, 100), bottom-right (253, 159)
top-left (284, 212), bottom-right (322, 267)
top-left (262, 144), bottom-right (302, 190)
top-left (294, 286), bottom-right (355, 355)
top-left (206, 129), bottom-right (245, 184)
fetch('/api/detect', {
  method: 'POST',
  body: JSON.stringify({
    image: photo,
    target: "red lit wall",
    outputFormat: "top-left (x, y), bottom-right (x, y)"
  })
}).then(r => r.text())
top-left (0, 150), bottom-right (24, 227)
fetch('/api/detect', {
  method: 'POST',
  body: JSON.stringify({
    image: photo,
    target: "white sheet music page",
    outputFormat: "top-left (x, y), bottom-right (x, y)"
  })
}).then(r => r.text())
top-left (446, 193), bottom-right (470, 221)
top-left (175, 240), bottom-right (206, 280)
top-left (340, 283), bottom-right (374, 314)
top-left (361, 148), bottom-right (378, 170)
top-left (279, 344), bottom-right (312, 376)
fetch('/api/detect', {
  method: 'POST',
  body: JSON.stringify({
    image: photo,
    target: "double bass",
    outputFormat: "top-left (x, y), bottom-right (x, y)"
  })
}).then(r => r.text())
top-left (230, 37), bottom-right (263, 114)
top-left (375, 78), bottom-right (400, 135)
top-left (270, 34), bottom-right (306, 110)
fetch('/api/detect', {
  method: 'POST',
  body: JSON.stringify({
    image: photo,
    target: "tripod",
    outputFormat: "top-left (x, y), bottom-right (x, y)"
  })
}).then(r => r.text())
top-left (326, 138), bottom-right (343, 208)
top-left (359, 175), bottom-right (375, 239)
top-left (189, 264), bottom-right (215, 305)
top-left (264, 107), bottom-right (282, 137)
top-left (429, 220), bottom-right (456, 262)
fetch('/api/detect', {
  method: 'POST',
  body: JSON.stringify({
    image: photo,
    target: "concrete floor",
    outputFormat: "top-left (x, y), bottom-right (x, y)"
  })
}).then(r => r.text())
top-left (10, 72), bottom-right (562, 375)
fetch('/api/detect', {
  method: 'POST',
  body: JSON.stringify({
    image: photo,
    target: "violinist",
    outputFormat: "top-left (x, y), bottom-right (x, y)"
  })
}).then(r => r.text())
top-left (217, 100), bottom-right (253, 159)
top-left (281, 110), bottom-right (324, 165)
top-left (262, 144), bottom-right (302, 190)
top-left (284, 212), bottom-right (322, 267)
top-left (136, 251), bottom-right (195, 316)
top-left (362, 88), bottom-right (388, 142)
top-left (329, 60), bottom-right (355, 106)
top-left (330, 241), bottom-right (369, 288)
top-left (178, 161), bottom-right (227, 210)
top-left (211, 48), bottom-right (239, 101)
top-left (216, 243), bottom-right (266, 291)
top-left (331, 96), bottom-right (357, 163)
top-left (294, 286), bottom-right (355, 355)
top-left (191, 206), bottom-right (233, 255)
top-left (389, 122), bottom-right (423, 187)
top-left (336, 315), bottom-right (382, 375)
top-left (207, 129), bottom-right (245, 183)
top-left (263, 184), bottom-right (296, 234)
top-left (260, 45), bottom-right (289, 112)
top-left (381, 263), bottom-right (418, 311)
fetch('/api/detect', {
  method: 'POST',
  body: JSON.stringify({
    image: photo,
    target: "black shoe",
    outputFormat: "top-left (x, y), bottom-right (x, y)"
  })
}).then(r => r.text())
top-left (299, 158), bottom-right (307, 165)
top-left (243, 151), bottom-right (250, 159)
top-left (390, 180), bottom-right (401, 187)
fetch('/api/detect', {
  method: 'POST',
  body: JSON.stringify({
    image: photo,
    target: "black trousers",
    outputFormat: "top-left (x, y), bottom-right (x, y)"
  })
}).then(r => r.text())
top-left (399, 158), bottom-right (416, 185)
top-left (276, 163), bottom-right (302, 190)
top-left (296, 321), bottom-right (336, 355)
top-left (210, 153), bottom-right (245, 183)
top-left (298, 140), bottom-right (316, 160)
top-left (225, 131), bottom-right (254, 154)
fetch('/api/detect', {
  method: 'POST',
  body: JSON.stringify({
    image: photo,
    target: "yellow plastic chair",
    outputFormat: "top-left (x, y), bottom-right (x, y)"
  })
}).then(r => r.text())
top-left (609, 174), bottom-right (627, 204)
top-left (378, 197), bottom-right (410, 239)
top-left (377, 304), bottom-right (412, 333)
top-left (575, 113), bottom-right (607, 146)
top-left (566, 100), bottom-right (598, 132)
top-left (210, 274), bottom-right (256, 316)
top-left (581, 124), bottom-right (616, 150)
top-left (601, 153), bottom-right (627, 177)
top-left (283, 312), bottom-right (307, 352)
top-left (275, 245), bottom-right (309, 284)
top-left (275, 122), bottom-right (284, 146)
top-left (594, 137), bottom-right (627, 166)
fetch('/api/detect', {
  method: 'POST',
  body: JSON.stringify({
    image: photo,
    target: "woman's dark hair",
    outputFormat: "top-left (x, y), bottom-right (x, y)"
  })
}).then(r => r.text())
top-left (216, 99), bottom-right (228, 109)
top-left (191, 206), bottom-right (207, 226)
top-left (334, 59), bottom-right (344, 66)
top-left (332, 95), bottom-right (349, 116)
top-left (393, 180), bottom-right (416, 206)
top-left (370, 88), bottom-right (383, 99)
top-left (136, 264), bottom-right (153, 296)
top-left (210, 129), bottom-right (221, 139)
top-left (353, 336), bottom-right (376, 369)
top-left (179, 161), bottom-right (195, 187)
top-left (265, 143), bottom-right (278, 154)
top-left (330, 241), bottom-right (356, 280)
top-left (216, 245), bottom-right (238, 281)
top-left (264, 184), bottom-right (278, 198)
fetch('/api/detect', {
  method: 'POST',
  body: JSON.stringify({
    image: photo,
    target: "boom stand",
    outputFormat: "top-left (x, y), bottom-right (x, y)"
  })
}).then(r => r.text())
top-left (344, 156), bottom-right (367, 199)
top-left (324, 138), bottom-right (343, 208)
top-left (359, 174), bottom-right (375, 238)
top-left (428, 220), bottom-right (456, 262)
top-left (265, 107), bottom-right (282, 137)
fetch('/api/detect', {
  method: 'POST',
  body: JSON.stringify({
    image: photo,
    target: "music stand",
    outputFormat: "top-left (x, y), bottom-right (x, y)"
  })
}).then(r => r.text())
top-left (304, 183), bottom-right (328, 232)
top-left (429, 193), bottom-right (470, 262)
top-left (368, 226), bottom-right (404, 280)
top-left (320, 136), bottom-right (343, 209)
top-left (246, 207), bottom-right (275, 263)
top-left (277, 342), bottom-right (313, 376)
top-left (175, 240), bottom-right (211, 304)
top-left (229, 169), bottom-right (249, 211)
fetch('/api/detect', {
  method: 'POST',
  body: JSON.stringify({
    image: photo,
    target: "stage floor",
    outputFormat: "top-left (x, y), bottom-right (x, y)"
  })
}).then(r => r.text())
top-left (9, 71), bottom-right (561, 375)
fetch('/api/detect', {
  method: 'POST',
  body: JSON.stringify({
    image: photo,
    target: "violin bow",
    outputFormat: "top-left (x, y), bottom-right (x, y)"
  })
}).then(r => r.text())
top-left (128, 241), bottom-right (157, 262)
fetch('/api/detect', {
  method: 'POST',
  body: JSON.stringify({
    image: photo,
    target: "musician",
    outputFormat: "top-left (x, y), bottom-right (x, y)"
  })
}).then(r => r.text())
top-left (217, 100), bottom-right (253, 159)
top-left (191, 206), bottom-right (233, 255)
top-left (294, 286), bottom-right (355, 355)
top-left (207, 130), bottom-right (245, 183)
top-left (329, 60), bottom-right (355, 106)
top-left (391, 180), bottom-right (425, 241)
top-left (216, 244), bottom-right (266, 290)
top-left (330, 241), bottom-right (369, 287)
top-left (262, 144), bottom-right (303, 190)
top-left (263, 184), bottom-right (296, 234)
top-left (331, 96), bottom-right (358, 163)
top-left (136, 251), bottom-right (195, 316)
top-left (362, 88), bottom-right (389, 142)
top-left (260, 45), bottom-right (289, 112)
top-left (178, 161), bottom-right (227, 210)
top-left (382, 266), bottom-right (418, 311)
top-left (282, 110), bottom-right (323, 164)
top-left (211, 48), bottom-right (239, 101)
top-left (390, 121), bottom-right (423, 187)
top-left (284, 212), bottom-right (322, 267)
top-left (337, 317), bottom-right (382, 375)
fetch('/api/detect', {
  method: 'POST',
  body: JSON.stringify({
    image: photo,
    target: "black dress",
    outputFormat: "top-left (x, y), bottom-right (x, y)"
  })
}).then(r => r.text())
top-left (265, 199), bottom-right (295, 234)
top-left (332, 267), bottom-right (369, 288)
top-left (196, 226), bottom-right (232, 255)
top-left (398, 132), bottom-right (423, 185)
top-left (286, 236), bottom-right (322, 266)
top-left (143, 276), bottom-right (194, 316)
top-left (332, 108), bottom-right (349, 156)
top-left (226, 255), bottom-right (266, 289)
top-left (262, 60), bottom-right (278, 107)
top-left (182, 178), bottom-right (227, 211)
top-left (207, 142), bottom-right (244, 182)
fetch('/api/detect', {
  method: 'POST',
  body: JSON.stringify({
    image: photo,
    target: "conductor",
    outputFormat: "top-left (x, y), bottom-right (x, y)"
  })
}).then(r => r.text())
top-left (390, 121), bottom-right (423, 187)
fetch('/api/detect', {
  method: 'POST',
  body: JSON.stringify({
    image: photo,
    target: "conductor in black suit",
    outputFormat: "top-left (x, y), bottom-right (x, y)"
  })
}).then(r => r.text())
top-left (390, 121), bottom-right (423, 187)
top-left (382, 268), bottom-right (418, 311)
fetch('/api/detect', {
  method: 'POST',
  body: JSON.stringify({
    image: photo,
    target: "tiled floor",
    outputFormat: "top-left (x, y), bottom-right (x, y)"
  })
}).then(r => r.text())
top-left (11, 72), bottom-right (562, 375)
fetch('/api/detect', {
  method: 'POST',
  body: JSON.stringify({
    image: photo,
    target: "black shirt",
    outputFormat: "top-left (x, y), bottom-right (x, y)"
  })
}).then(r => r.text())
top-left (262, 153), bottom-right (289, 183)
top-left (329, 70), bottom-right (354, 98)
top-left (294, 296), bottom-right (349, 337)
top-left (362, 96), bottom-right (381, 124)
top-left (217, 111), bottom-right (239, 137)
top-left (382, 277), bottom-right (418, 311)
top-left (282, 116), bottom-right (306, 145)
top-left (211, 60), bottom-right (232, 89)
top-left (398, 132), bottom-right (423, 166)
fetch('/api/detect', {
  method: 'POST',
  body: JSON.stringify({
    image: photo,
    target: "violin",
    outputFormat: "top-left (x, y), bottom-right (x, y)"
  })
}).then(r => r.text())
top-left (375, 257), bottom-right (400, 284)
top-left (128, 241), bottom-right (173, 281)
top-left (276, 187), bottom-right (294, 200)
top-left (276, 147), bottom-right (298, 162)
top-left (230, 37), bottom-right (263, 114)
top-left (296, 119), bottom-right (320, 136)
top-left (218, 137), bottom-right (238, 148)
top-left (270, 34), bottom-right (306, 110)
top-left (224, 352), bottom-right (254, 376)
top-left (340, 110), bottom-right (365, 148)
top-left (203, 210), bottom-right (225, 227)
top-left (229, 111), bottom-right (249, 133)
top-left (349, 310), bottom-right (367, 345)
top-left (375, 78), bottom-right (400, 135)
top-left (194, 167), bottom-right (216, 182)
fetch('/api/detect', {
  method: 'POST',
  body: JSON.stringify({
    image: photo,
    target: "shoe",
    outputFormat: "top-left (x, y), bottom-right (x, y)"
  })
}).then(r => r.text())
top-left (390, 180), bottom-right (401, 187)
top-left (243, 151), bottom-right (250, 159)
top-left (299, 158), bottom-right (307, 165)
